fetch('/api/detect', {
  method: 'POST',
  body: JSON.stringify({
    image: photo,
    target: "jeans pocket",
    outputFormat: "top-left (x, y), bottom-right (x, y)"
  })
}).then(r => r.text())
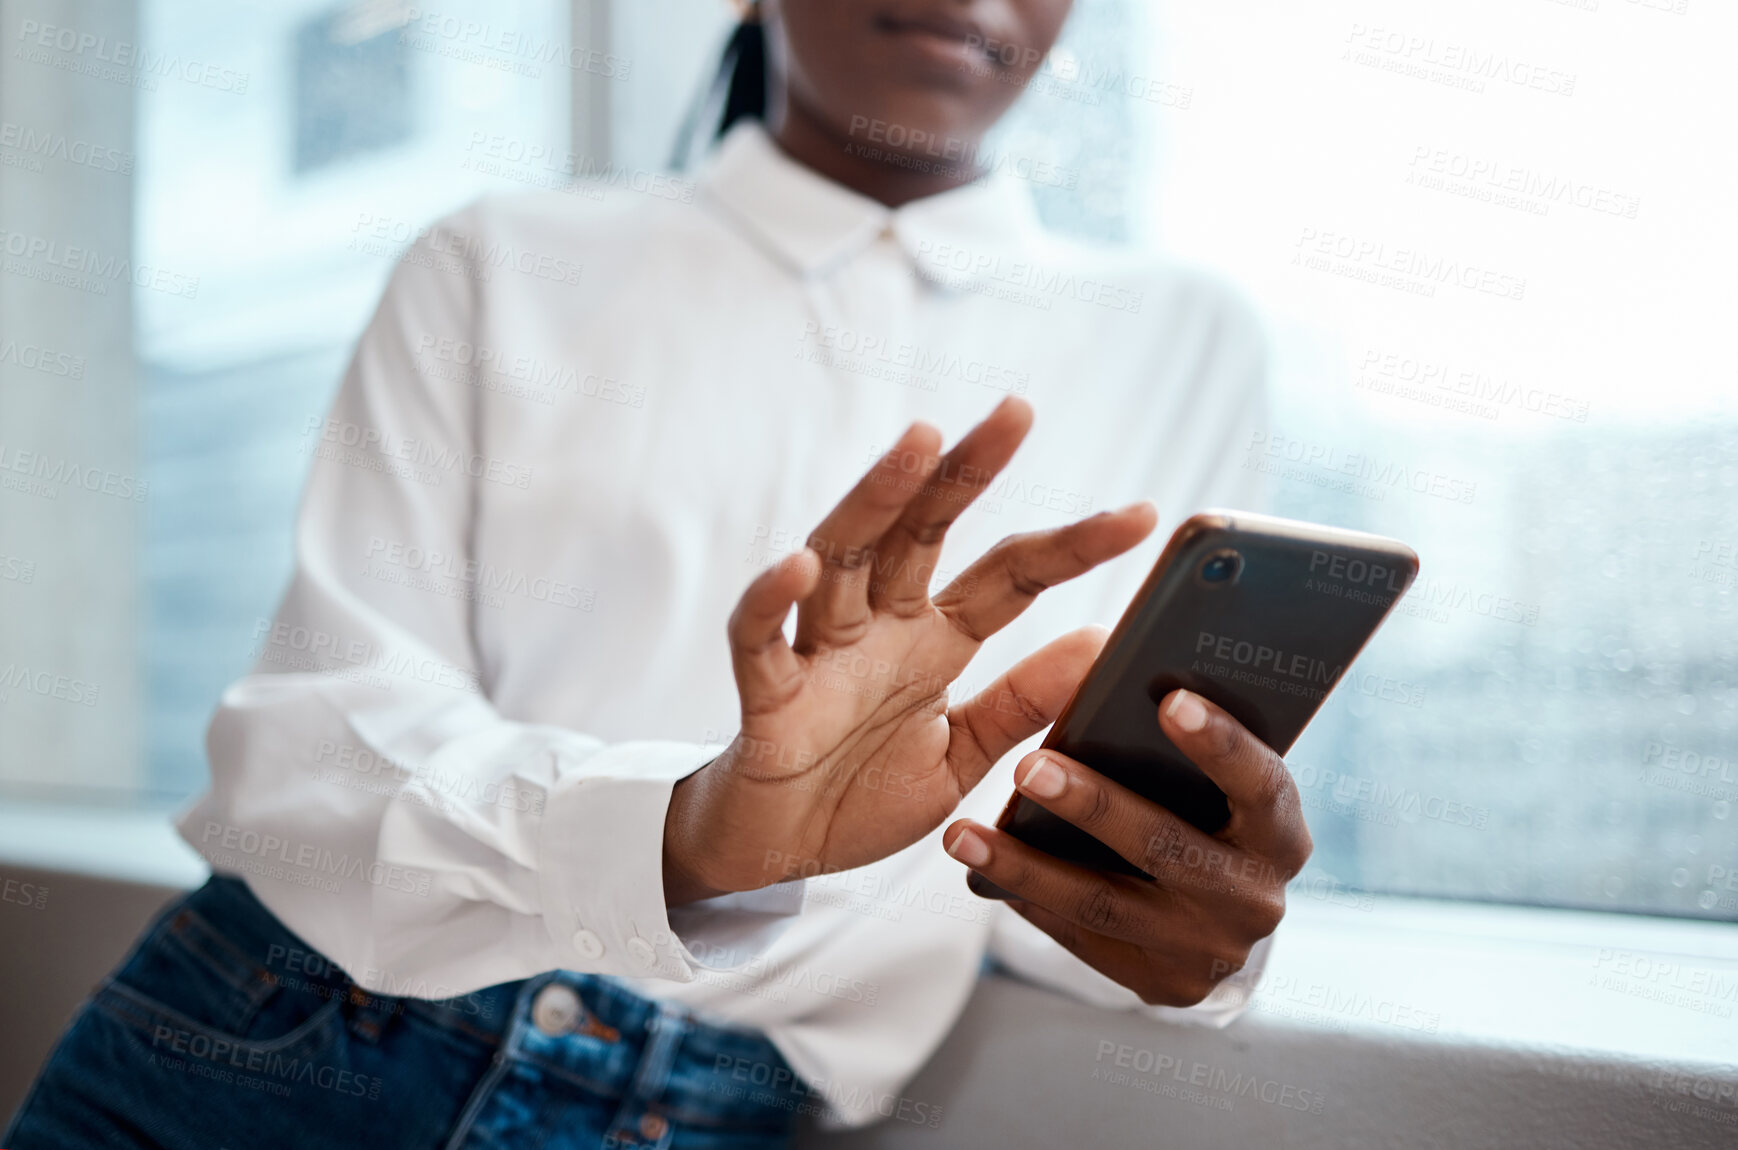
top-left (4, 983), bottom-right (350, 1150)
top-left (91, 978), bottom-right (343, 1069)
top-left (95, 890), bottom-right (346, 1058)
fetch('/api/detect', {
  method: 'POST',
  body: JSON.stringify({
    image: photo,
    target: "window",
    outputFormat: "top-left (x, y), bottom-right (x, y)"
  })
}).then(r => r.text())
top-left (2, 0), bottom-right (1730, 925)
top-left (1132, 0), bottom-right (1737, 919)
top-left (2, 0), bottom-right (573, 803)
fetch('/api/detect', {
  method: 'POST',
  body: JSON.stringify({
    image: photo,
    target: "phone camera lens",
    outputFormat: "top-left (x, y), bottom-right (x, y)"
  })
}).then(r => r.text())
top-left (1199, 550), bottom-right (1243, 585)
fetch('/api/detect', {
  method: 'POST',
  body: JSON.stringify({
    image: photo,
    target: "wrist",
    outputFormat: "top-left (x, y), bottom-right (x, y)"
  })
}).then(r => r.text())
top-left (663, 763), bottom-right (732, 906)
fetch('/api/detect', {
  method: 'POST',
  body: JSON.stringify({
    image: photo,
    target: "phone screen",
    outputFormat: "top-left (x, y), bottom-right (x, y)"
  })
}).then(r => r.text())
top-left (980, 511), bottom-right (1418, 885)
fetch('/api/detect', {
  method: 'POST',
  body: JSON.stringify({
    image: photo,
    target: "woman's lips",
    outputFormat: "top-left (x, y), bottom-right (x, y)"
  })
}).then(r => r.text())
top-left (876, 14), bottom-right (996, 71)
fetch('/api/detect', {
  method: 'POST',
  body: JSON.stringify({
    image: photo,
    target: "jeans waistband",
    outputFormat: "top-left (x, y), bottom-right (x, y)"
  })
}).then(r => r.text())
top-left (179, 876), bottom-right (801, 1133)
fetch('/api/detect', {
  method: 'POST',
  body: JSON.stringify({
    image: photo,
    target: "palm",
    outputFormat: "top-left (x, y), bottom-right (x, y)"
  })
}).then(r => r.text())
top-left (665, 399), bottom-right (1158, 900)
top-left (747, 608), bottom-right (977, 871)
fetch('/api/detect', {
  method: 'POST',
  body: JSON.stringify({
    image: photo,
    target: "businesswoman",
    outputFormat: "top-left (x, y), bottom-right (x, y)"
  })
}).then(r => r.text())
top-left (6, 1), bottom-right (1311, 1146)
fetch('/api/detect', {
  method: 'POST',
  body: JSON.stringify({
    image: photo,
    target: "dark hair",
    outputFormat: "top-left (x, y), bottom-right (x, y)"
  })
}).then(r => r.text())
top-left (671, 19), bottom-right (768, 169)
top-left (717, 19), bottom-right (769, 138)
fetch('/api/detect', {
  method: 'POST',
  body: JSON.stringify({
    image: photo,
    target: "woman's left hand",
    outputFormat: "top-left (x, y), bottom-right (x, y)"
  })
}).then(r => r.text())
top-left (942, 689), bottom-right (1313, 1007)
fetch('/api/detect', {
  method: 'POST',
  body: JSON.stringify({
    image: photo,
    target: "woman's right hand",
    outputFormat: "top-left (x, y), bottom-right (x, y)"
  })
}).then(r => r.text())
top-left (662, 397), bottom-right (1157, 904)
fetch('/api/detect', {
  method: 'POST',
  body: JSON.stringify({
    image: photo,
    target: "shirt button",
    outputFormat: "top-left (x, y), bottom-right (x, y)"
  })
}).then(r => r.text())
top-left (639, 1113), bottom-right (668, 1140)
top-left (531, 984), bottom-right (583, 1036)
top-left (571, 929), bottom-right (604, 959)
top-left (626, 937), bottom-right (657, 967)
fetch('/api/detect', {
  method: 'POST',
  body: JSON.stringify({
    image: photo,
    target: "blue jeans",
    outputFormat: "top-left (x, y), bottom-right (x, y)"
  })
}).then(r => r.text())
top-left (5, 877), bottom-right (806, 1149)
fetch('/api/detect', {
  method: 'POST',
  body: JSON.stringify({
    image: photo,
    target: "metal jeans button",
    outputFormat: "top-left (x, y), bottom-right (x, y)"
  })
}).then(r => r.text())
top-left (531, 983), bottom-right (583, 1036)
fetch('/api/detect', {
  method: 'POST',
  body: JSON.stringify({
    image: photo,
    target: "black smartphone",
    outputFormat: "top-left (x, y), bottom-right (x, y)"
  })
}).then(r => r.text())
top-left (968, 509), bottom-right (1419, 897)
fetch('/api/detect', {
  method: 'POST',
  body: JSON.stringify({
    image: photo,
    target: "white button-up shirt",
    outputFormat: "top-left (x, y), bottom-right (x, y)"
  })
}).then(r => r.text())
top-left (181, 122), bottom-right (1272, 1128)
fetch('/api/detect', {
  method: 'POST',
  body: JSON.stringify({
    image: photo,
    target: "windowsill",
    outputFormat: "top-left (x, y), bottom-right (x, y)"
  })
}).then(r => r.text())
top-left (0, 799), bottom-right (210, 891)
top-left (1, 799), bottom-right (1732, 1067)
top-left (1254, 888), bottom-right (1737, 1067)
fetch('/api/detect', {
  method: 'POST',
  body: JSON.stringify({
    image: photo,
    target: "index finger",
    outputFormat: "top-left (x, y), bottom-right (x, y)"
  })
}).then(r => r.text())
top-left (868, 396), bottom-right (1033, 614)
top-left (791, 421), bottom-right (944, 652)
top-left (1158, 690), bottom-right (1313, 871)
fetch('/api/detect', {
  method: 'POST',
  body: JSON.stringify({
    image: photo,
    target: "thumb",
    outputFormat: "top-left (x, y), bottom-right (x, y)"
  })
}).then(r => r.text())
top-left (944, 625), bottom-right (1110, 794)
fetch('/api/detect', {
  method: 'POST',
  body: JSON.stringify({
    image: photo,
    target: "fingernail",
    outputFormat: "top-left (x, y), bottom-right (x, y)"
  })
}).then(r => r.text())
top-left (1017, 754), bottom-right (1067, 800)
top-left (946, 826), bottom-right (991, 869)
top-left (1167, 690), bottom-right (1208, 733)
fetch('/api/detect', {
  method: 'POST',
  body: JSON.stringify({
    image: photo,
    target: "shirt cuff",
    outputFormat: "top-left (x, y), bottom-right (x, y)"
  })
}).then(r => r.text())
top-left (536, 740), bottom-right (804, 980)
top-left (988, 898), bottom-right (1272, 1026)
top-left (1139, 932), bottom-right (1273, 1028)
top-left (668, 881), bottom-right (808, 971)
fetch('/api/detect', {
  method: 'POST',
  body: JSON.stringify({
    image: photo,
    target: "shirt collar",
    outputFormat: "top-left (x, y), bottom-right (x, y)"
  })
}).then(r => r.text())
top-left (698, 120), bottom-right (1045, 283)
